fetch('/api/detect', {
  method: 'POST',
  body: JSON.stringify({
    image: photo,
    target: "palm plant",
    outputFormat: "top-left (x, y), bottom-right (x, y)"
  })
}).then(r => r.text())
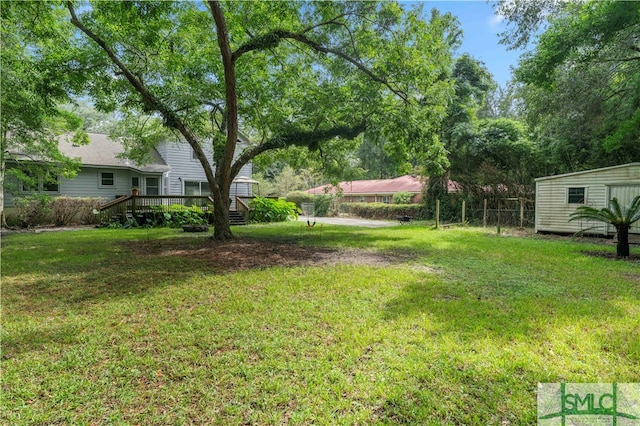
top-left (569, 195), bottom-right (640, 257)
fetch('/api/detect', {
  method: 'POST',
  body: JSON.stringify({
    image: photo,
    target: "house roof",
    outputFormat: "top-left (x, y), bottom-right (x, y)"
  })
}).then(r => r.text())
top-left (535, 163), bottom-right (640, 182)
top-left (307, 175), bottom-right (429, 196)
top-left (59, 133), bottom-right (170, 173)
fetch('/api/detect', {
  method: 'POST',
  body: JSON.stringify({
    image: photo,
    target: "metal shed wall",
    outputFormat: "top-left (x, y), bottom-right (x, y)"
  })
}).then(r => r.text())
top-left (535, 163), bottom-right (640, 235)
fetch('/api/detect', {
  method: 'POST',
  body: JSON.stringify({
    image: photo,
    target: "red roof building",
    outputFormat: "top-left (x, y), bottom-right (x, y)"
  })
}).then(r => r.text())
top-left (307, 175), bottom-right (458, 204)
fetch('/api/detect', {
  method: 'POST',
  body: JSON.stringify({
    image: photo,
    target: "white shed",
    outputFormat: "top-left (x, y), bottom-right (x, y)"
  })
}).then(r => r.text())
top-left (535, 163), bottom-right (640, 235)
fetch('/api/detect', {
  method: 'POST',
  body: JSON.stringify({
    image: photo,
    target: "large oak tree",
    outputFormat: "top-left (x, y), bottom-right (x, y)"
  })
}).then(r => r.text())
top-left (60, 0), bottom-right (457, 239)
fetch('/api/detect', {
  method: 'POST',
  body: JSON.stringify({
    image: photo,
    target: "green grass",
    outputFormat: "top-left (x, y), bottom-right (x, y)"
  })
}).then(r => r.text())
top-left (2, 224), bottom-right (639, 424)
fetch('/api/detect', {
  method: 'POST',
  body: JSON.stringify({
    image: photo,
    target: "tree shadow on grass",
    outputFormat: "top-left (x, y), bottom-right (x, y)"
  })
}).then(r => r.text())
top-left (383, 280), bottom-right (630, 344)
top-left (377, 281), bottom-right (637, 423)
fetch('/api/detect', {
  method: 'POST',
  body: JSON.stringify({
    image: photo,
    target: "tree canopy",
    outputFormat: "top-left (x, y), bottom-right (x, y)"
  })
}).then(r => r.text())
top-left (54, 0), bottom-right (460, 238)
top-left (0, 1), bottom-right (87, 225)
top-left (502, 0), bottom-right (640, 172)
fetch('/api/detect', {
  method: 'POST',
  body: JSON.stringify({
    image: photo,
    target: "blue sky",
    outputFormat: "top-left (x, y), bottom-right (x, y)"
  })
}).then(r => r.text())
top-left (413, 1), bottom-right (524, 87)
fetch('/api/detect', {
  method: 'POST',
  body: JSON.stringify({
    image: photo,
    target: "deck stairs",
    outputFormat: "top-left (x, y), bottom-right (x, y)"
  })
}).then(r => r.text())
top-left (229, 210), bottom-right (247, 226)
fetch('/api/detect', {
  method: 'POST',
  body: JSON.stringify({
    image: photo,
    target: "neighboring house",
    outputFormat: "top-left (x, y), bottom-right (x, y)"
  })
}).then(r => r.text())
top-left (4, 132), bottom-right (253, 209)
top-left (535, 163), bottom-right (640, 235)
top-left (307, 175), bottom-right (458, 204)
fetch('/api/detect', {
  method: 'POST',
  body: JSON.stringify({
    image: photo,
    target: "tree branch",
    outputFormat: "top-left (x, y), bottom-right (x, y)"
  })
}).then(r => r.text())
top-left (230, 121), bottom-right (367, 178)
top-left (232, 30), bottom-right (409, 103)
top-left (301, 8), bottom-right (369, 34)
top-left (66, 1), bottom-right (219, 195)
top-left (207, 0), bottom-right (238, 190)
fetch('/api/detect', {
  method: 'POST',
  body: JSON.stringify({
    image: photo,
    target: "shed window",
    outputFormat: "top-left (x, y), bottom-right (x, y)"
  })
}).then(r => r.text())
top-left (568, 187), bottom-right (585, 204)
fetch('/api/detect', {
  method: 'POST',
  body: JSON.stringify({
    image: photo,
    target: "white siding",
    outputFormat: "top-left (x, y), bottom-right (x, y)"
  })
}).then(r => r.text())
top-left (157, 140), bottom-right (213, 195)
top-left (5, 137), bottom-right (254, 209)
top-left (157, 140), bottom-right (254, 200)
top-left (4, 167), bottom-right (154, 207)
top-left (535, 163), bottom-right (640, 235)
top-left (609, 184), bottom-right (640, 233)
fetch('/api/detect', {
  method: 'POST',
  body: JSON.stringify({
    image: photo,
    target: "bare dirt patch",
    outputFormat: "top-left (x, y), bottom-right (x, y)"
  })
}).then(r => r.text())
top-left (124, 237), bottom-right (409, 272)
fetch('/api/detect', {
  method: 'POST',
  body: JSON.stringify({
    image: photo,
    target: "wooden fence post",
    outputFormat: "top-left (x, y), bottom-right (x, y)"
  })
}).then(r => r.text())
top-left (435, 199), bottom-right (440, 229)
top-left (483, 199), bottom-right (487, 228)
top-left (461, 200), bottom-right (466, 225)
top-left (519, 198), bottom-right (525, 228)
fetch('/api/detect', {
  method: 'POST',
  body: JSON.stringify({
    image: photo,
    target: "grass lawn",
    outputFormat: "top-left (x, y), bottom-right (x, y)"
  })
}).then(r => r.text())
top-left (2, 223), bottom-right (639, 424)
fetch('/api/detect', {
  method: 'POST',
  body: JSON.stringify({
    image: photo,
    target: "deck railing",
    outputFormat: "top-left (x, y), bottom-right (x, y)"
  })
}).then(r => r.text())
top-left (99, 195), bottom-right (214, 223)
top-left (99, 194), bottom-right (280, 224)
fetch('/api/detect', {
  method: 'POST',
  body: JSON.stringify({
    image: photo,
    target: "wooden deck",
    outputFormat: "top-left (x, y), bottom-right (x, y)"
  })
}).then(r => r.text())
top-left (98, 195), bottom-right (274, 225)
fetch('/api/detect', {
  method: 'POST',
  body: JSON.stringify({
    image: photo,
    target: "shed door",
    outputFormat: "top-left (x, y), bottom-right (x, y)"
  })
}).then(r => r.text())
top-left (609, 185), bottom-right (640, 234)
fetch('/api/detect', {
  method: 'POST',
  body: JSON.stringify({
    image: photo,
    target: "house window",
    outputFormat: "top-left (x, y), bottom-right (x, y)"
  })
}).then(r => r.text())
top-left (100, 172), bottom-right (115, 187)
top-left (131, 176), bottom-right (140, 188)
top-left (42, 171), bottom-right (60, 192)
top-left (192, 147), bottom-right (199, 161)
top-left (20, 170), bottom-right (59, 193)
top-left (20, 169), bottom-right (37, 192)
top-left (184, 180), bottom-right (212, 196)
top-left (568, 187), bottom-right (585, 204)
top-left (146, 177), bottom-right (160, 195)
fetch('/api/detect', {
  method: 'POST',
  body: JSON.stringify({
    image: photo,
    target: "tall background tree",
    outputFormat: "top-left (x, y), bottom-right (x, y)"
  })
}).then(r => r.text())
top-left (499, 0), bottom-right (640, 173)
top-left (59, 0), bottom-right (459, 239)
top-left (0, 2), bottom-right (87, 226)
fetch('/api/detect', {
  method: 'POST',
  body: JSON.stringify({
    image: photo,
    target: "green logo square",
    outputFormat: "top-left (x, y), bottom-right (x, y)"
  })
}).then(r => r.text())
top-left (538, 383), bottom-right (640, 425)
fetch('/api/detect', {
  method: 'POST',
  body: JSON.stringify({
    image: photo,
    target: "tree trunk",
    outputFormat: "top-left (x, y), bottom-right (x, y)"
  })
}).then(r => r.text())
top-left (212, 185), bottom-right (233, 240)
top-left (209, 1), bottom-right (238, 241)
top-left (616, 225), bottom-right (630, 258)
top-left (0, 167), bottom-right (6, 228)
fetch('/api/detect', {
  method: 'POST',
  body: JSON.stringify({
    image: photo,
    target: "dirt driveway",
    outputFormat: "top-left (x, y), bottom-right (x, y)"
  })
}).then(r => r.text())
top-left (297, 216), bottom-right (399, 228)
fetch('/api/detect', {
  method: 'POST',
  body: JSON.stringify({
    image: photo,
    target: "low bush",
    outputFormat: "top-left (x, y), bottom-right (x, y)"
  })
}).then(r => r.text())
top-left (338, 202), bottom-right (424, 220)
top-left (313, 194), bottom-right (333, 217)
top-left (50, 197), bottom-right (86, 226)
top-left (15, 195), bottom-right (52, 227)
top-left (77, 198), bottom-right (105, 225)
top-left (392, 191), bottom-right (414, 204)
top-left (249, 197), bottom-right (299, 223)
top-left (150, 204), bottom-right (208, 227)
top-left (285, 191), bottom-right (314, 207)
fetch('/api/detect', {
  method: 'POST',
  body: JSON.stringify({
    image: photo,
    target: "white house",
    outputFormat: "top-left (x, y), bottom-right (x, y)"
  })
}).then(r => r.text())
top-left (4, 132), bottom-right (253, 209)
top-left (535, 163), bottom-right (640, 235)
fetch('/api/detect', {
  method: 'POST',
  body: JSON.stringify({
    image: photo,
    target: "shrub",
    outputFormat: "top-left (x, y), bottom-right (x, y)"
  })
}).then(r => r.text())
top-left (78, 198), bottom-right (105, 225)
top-left (285, 191), bottom-right (314, 208)
top-left (50, 197), bottom-right (85, 226)
top-left (249, 197), bottom-right (299, 223)
top-left (49, 197), bottom-right (105, 226)
top-left (338, 202), bottom-right (424, 220)
top-left (392, 191), bottom-right (414, 204)
top-left (4, 213), bottom-right (22, 228)
top-left (150, 204), bottom-right (208, 227)
top-left (15, 195), bottom-right (52, 227)
top-left (313, 194), bottom-right (333, 217)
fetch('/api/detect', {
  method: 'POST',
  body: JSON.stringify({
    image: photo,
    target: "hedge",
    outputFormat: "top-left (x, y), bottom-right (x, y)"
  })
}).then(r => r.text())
top-left (338, 202), bottom-right (425, 220)
top-left (249, 197), bottom-right (299, 223)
